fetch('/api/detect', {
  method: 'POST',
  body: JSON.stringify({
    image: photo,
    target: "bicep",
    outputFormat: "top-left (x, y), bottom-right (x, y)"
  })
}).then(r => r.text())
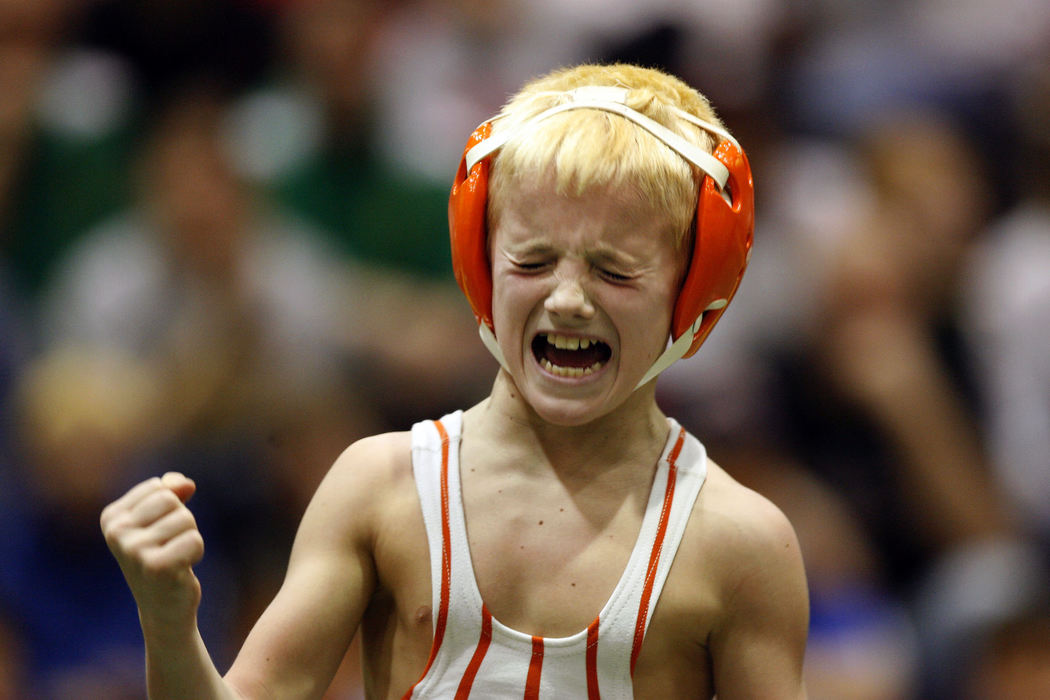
top-left (709, 501), bottom-right (809, 700)
top-left (224, 447), bottom-right (381, 700)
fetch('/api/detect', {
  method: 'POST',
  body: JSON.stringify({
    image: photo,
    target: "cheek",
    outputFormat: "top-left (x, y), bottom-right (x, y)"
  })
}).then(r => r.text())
top-left (490, 276), bottom-right (536, 342)
top-left (627, 289), bottom-right (677, 354)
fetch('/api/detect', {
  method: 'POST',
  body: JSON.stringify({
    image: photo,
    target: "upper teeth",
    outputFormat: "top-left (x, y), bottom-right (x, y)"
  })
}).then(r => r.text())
top-left (546, 333), bottom-right (594, 350)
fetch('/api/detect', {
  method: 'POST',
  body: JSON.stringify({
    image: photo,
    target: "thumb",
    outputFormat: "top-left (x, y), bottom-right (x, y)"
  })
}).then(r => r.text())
top-left (161, 471), bottom-right (196, 504)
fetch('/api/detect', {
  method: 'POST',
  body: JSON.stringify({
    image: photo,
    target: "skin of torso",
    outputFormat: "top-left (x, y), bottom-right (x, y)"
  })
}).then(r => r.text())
top-left (353, 396), bottom-right (754, 699)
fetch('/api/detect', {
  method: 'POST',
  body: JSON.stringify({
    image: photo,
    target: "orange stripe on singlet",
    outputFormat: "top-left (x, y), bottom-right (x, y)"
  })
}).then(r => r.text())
top-left (524, 636), bottom-right (545, 700)
top-left (402, 420), bottom-right (453, 700)
top-left (585, 617), bottom-right (601, 700)
top-left (455, 604), bottom-right (493, 699)
top-left (629, 426), bottom-right (685, 675)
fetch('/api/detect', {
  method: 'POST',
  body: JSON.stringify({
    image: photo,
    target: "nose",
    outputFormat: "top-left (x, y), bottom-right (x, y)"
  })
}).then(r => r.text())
top-left (544, 270), bottom-right (595, 320)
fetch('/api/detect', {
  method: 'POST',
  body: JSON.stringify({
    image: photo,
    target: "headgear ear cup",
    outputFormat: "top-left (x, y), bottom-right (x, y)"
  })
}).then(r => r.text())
top-left (449, 121), bottom-right (496, 330)
top-left (673, 139), bottom-right (755, 358)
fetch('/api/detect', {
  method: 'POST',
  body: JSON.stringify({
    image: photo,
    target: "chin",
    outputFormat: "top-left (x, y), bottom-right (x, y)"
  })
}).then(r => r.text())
top-left (501, 350), bottom-right (642, 427)
top-left (521, 385), bottom-right (626, 428)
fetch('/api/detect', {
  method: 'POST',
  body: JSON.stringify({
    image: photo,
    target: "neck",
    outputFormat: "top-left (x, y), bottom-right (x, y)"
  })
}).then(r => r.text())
top-left (466, 371), bottom-right (670, 482)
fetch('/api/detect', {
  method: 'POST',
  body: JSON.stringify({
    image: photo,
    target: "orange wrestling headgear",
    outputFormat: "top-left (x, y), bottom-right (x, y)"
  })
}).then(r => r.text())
top-left (448, 86), bottom-right (754, 387)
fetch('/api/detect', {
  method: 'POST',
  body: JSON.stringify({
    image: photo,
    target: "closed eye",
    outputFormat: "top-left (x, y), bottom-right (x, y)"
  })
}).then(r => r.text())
top-left (513, 261), bottom-right (549, 272)
top-left (597, 267), bottom-right (633, 283)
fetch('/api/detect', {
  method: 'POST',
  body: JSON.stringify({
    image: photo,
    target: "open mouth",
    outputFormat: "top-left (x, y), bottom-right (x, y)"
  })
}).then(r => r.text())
top-left (531, 332), bottom-right (612, 378)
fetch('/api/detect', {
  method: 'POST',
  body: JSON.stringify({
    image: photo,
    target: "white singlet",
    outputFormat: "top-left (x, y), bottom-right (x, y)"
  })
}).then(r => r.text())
top-left (402, 411), bottom-right (708, 699)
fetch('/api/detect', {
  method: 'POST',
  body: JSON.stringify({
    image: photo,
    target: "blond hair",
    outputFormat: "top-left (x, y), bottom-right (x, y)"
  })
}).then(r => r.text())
top-left (486, 64), bottom-right (727, 249)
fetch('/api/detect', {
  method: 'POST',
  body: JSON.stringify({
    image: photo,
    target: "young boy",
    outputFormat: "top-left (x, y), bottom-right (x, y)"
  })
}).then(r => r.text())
top-left (101, 63), bottom-right (809, 699)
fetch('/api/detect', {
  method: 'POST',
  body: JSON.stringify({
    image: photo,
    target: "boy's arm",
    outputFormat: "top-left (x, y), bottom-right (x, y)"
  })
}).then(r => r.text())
top-left (102, 438), bottom-right (385, 700)
top-left (708, 494), bottom-right (809, 699)
top-left (223, 438), bottom-right (382, 698)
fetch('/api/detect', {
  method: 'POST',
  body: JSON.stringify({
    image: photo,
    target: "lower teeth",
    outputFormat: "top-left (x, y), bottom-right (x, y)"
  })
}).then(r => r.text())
top-left (542, 359), bottom-right (603, 377)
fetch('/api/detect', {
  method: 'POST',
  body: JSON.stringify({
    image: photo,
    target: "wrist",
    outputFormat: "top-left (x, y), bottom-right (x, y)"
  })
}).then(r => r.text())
top-left (138, 605), bottom-right (200, 645)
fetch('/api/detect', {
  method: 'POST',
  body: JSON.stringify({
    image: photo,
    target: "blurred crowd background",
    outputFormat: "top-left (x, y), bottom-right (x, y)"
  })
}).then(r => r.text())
top-left (1, 0), bottom-right (1049, 698)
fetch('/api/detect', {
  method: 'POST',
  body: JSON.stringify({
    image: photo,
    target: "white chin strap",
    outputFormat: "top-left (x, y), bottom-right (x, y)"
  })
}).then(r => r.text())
top-left (634, 316), bottom-right (704, 390)
top-left (478, 298), bottom-right (726, 391)
top-left (479, 323), bottom-right (509, 374)
top-left (634, 296), bottom-right (726, 388)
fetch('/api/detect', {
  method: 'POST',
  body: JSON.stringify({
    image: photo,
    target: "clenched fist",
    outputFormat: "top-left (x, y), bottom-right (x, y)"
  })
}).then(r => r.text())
top-left (100, 472), bottom-right (205, 633)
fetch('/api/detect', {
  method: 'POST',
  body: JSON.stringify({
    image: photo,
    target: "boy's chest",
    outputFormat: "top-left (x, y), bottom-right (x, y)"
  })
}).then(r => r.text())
top-left (373, 500), bottom-right (716, 698)
top-left (364, 461), bottom-right (718, 698)
top-left (463, 489), bottom-right (642, 637)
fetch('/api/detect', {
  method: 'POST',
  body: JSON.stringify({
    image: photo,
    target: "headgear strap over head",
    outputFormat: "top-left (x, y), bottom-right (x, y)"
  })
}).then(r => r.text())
top-left (448, 85), bottom-right (754, 388)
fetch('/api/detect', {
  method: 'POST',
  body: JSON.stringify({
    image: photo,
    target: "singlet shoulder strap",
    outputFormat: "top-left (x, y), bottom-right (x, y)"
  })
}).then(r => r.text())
top-left (409, 412), bottom-right (499, 698)
top-left (594, 420), bottom-right (708, 677)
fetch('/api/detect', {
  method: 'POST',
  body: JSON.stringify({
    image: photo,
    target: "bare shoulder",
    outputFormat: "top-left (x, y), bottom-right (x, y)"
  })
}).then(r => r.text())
top-left (692, 458), bottom-right (804, 569)
top-left (297, 431), bottom-right (415, 547)
top-left (687, 457), bottom-right (809, 697)
top-left (326, 431), bottom-right (414, 490)
top-left (660, 455), bottom-right (808, 627)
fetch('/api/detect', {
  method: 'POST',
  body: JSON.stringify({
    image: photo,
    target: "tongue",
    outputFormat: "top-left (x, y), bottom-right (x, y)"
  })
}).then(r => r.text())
top-left (542, 342), bottom-right (610, 369)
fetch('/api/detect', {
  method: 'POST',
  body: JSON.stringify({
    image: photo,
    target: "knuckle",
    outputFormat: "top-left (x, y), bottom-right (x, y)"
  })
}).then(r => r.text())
top-left (102, 524), bottom-right (120, 548)
top-left (102, 513), bottom-right (132, 545)
top-left (135, 490), bottom-right (179, 520)
top-left (186, 529), bottom-right (205, 555)
top-left (121, 529), bottom-right (153, 556)
top-left (173, 532), bottom-right (205, 568)
top-left (186, 529), bottom-right (205, 550)
top-left (172, 507), bottom-right (198, 532)
top-left (140, 549), bottom-right (171, 578)
top-left (154, 489), bottom-right (181, 508)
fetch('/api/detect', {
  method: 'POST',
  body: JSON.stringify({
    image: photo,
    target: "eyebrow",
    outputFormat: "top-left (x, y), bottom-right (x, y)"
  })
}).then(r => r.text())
top-left (588, 247), bottom-right (637, 268)
top-left (504, 240), bottom-right (641, 271)
top-left (501, 240), bottom-right (556, 259)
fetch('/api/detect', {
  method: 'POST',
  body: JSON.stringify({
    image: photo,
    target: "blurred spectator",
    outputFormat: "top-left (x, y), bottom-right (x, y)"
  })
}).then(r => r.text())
top-left (963, 57), bottom-right (1050, 541)
top-left (934, 58), bottom-right (1050, 699)
top-left (25, 83), bottom-right (378, 694)
top-left (0, 0), bottom-right (137, 298)
top-left (370, 0), bottom-right (797, 184)
top-left (372, 0), bottom-right (798, 178)
top-left (914, 536), bottom-right (1047, 698)
top-left (963, 608), bottom-right (1050, 700)
top-left (39, 84), bottom-right (352, 442)
top-left (781, 0), bottom-right (1050, 139)
top-left (371, 0), bottom-right (583, 180)
top-left (785, 108), bottom-right (1012, 582)
top-left (0, 604), bottom-right (25, 700)
top-left (724, 444), bottom-right (919, 699)
top-left (657, 120), bottom-right (868, 446)
top-left (780, 107), bottom-right (1050, 697)
top-left (0, 347), bottom-right (237, 697)
top-left (228, 0), bottom-right (454, 279)
top-left (76, 0), bottom-right (276, 101)
top-left (0, 262), bottom-right (29, 464)
top-left (224, 0), bottom-right (496, 427)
